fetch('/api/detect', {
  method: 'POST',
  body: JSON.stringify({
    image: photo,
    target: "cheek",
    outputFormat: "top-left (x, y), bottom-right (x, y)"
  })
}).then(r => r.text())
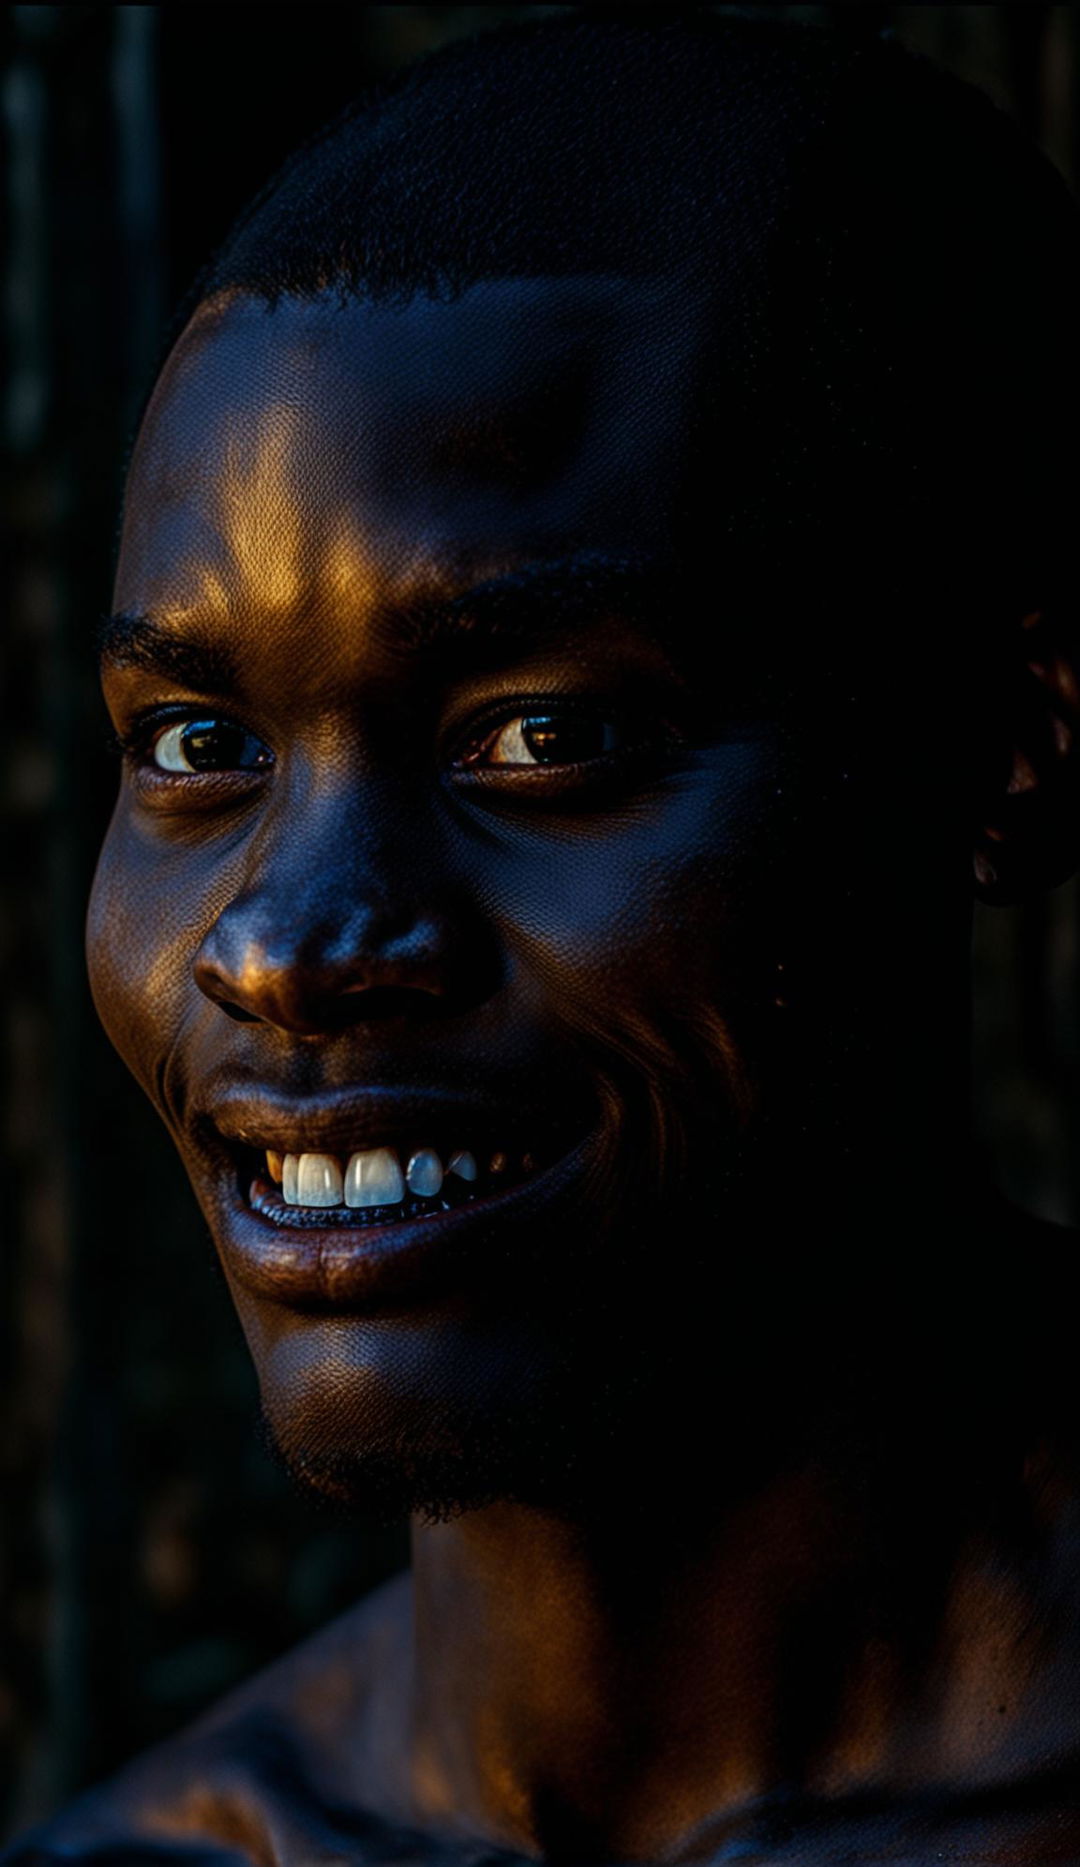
top-left (475, 748), bottom-right (780, 1015)
top-left (86, 801), bottom-right (209, 1100)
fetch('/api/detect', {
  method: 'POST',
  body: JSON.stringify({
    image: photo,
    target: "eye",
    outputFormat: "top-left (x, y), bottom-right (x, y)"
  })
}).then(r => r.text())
top-left (461, 712), bottom-right (623, 769)
top-left (150, 717), bottom-right (274, 775)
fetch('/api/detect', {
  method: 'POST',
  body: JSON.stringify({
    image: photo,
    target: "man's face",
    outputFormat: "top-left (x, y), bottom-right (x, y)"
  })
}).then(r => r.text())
top-left (87, 277), bottom-right (895, 1513)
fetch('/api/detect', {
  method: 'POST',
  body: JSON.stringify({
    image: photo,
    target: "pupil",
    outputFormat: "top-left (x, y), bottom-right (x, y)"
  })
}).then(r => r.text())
top-left (181, 720), bottom-right (249, 771)
top-left (521, 716), bottom-right (608, 763)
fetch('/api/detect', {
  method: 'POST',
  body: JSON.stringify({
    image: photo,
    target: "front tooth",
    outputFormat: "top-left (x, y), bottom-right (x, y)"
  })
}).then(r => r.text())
top-left (447, 1150), bottom-right (477, 1183)
top-left (296, 1153), bottom-right (343, 1207)
top-left (344, 1147), bottom-right (405, 1208)
top-left (266, 1149), bottom-right (283, 1183)
top-left (283, 1154), bottom-right (299, 1203)
top-left (406, 1148), bottom-right (444, 1197)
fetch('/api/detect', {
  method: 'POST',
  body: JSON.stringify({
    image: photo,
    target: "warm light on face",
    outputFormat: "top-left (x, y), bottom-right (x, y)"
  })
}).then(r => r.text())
top-left (87, 278), bottom-right (853, 1515)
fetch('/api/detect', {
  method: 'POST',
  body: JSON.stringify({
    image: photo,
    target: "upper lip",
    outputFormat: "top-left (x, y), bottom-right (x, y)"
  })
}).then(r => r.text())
top-left (201, 1084), bottom-right (563, 1158)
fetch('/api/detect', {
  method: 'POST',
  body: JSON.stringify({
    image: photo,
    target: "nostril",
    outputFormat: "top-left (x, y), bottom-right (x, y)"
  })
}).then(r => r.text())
top-left (207, 985), bottom-right (445, 1030)
top-left (217, 1000), bottom-right (262, 1024)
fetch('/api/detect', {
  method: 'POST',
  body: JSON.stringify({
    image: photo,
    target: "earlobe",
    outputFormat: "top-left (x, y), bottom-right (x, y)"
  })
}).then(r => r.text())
top-left (973, 609), bottom-right (1080, 904)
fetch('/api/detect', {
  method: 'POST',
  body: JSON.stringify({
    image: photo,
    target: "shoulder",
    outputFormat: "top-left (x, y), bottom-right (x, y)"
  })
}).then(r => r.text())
top-left (2, 1573), bottom-right (413, 1867)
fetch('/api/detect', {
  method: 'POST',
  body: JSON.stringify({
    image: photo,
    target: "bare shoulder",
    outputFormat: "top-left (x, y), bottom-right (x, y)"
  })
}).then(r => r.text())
top-left (1, 1571), bottom-right (415, 1866)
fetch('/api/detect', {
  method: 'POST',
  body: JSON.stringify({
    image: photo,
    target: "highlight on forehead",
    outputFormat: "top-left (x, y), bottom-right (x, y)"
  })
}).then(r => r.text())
top-left (120, 11), bottom-right (1080, 634)
top-left (122, 272), bottom-right (651, 629)
top-left (97, 551), bottom-right (670, 685)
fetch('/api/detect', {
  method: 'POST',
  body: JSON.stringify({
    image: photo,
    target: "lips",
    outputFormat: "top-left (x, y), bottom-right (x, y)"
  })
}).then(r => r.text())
top-left (196, 1085), bottom-right (599, 1311)
top-left (204, 1083), bottom-right (537, 1159)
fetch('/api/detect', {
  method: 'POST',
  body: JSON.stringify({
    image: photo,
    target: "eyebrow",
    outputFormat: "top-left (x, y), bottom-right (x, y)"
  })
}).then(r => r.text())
top-left (395, 550), bottom-right (664, 658)
top-left (96, 550), bottom-right (664, 687)
top-left (95, 612), bottom-right (241, 690)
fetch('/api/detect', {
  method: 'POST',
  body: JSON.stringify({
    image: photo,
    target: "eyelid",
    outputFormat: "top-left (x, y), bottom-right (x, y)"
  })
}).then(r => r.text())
top-left (447, 696), bottom-right (630, 765)
top-left (447, 700), bottom-right (687, 792)
top-left (116, 693), bottom-right (683, 783)
top-left (116, 703), bottom-right (269, 760)
top-left (113, 702), bottom-right (204, 758)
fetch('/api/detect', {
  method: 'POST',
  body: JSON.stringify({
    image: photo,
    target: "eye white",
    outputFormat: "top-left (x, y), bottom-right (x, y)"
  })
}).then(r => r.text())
top-left (152, 722), bottom-right (198, 772)
top-left (486, 718), bottom-right (540, 766)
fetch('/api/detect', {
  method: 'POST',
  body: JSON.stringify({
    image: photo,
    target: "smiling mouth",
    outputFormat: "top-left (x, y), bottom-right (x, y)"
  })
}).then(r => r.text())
top-left (244, 1140), bottom-right (545, 1230)
top-left (209, 1113), bottom-right (598, 1311)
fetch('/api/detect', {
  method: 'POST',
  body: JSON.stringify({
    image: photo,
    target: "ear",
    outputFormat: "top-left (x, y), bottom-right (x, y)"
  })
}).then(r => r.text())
top-left (973, 608), bottom-right (1080, 904)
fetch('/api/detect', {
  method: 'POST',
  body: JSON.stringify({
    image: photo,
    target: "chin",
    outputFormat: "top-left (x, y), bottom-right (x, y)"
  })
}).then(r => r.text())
top-left (247, 1302), bottom-right (592, 1522)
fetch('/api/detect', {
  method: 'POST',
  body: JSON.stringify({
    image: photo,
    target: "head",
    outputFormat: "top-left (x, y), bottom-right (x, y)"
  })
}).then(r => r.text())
top-left (88, 15), bottom-right (1080, 1520)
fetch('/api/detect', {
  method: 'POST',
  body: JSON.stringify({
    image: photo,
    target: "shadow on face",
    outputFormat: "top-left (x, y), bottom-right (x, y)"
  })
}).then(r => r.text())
top-left (85, 275), bottom-right (987, 1519)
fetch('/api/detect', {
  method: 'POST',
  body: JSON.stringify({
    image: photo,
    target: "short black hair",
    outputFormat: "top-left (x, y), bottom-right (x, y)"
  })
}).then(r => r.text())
top-left (198, 13), bottom-right (863, 306)
top-left (180, 11), bottom-right (1080, 614)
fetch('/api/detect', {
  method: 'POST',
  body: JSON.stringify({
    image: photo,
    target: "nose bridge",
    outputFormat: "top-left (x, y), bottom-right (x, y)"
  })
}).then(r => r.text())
top-left (193, 771), bottom-right (464, 1027)
top-left (259, 761), bottom-right (412, 929)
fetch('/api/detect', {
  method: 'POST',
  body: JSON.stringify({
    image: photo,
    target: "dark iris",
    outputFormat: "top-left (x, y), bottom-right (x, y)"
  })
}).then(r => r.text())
top-left (178, 719), bottom-right (271, 772)
top-left (519, 716), bottom-right (617, 763)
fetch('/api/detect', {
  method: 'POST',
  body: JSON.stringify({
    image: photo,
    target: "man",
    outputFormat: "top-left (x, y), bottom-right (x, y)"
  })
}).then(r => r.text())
top-left (9, 12), bottom-right (1080, 1863)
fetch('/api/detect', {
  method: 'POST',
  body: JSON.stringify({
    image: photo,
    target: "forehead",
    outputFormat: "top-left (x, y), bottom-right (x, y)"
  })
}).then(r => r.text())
top-left (117, 277), bottom-right (711, 630)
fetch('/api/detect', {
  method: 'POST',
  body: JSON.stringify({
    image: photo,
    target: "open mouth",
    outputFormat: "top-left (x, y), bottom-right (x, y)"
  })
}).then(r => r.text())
top-left (207, 1095), bottom-right (600, 1308)
top-left (242, 1139), bottom-right (547, 1230)
top-left (201, 1090), bottom-right (601, 1306)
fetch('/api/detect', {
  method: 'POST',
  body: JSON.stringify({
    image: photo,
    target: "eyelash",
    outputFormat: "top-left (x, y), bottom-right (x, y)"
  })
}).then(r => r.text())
top-left (111, 721), bottom-right (243, 805)
top-left (448, 700), bottom-right (668, 771)
top-left (115, 699), bottom-right (679, 789)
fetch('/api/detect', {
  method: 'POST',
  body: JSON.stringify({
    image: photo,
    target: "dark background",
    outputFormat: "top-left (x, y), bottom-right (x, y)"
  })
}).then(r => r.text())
top-left (3, 1), bottom-right (1080, 1842)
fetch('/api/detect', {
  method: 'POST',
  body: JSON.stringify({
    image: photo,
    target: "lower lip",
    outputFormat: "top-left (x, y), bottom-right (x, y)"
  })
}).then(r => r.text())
top-left (211, 1134), bottom-right (598, 1312)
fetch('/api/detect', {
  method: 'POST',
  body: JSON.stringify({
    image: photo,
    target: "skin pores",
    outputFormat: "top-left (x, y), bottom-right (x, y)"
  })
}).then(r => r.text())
top-left (87, 277), bottom-right (969, 1516)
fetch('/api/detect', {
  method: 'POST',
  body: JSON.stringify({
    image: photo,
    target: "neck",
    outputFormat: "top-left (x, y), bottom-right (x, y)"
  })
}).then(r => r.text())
top-left (407, 1472), bottom-right (1080, 1861)
top-left (401, 1223), bottom-right (1080, 1860)
top-left (408, 1473), bottom-right (863, 1858)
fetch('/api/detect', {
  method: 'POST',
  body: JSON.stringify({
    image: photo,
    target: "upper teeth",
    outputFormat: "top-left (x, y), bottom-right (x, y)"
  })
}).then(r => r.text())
top-left (344, 1146), bottom-right (404, 1208)
top-left (272, 1146), bottom-right (478, 1209)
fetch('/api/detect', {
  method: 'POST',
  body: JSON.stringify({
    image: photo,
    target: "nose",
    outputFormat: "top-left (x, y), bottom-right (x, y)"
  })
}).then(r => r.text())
top-left (192, 786), bottom-right (500, 1034)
